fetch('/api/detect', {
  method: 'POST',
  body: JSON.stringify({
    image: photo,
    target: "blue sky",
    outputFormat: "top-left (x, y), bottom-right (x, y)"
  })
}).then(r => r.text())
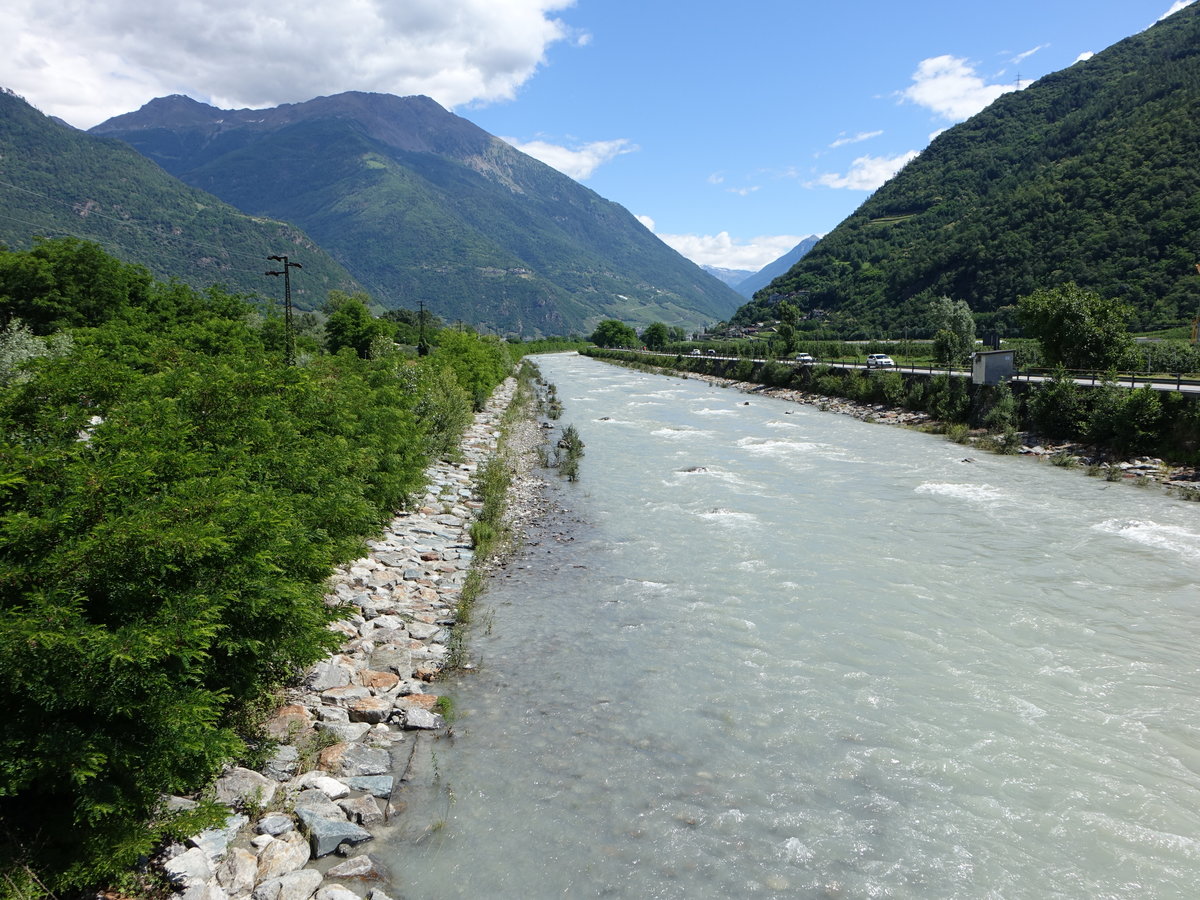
top-left (2, 0), bottom-right (1193, 271)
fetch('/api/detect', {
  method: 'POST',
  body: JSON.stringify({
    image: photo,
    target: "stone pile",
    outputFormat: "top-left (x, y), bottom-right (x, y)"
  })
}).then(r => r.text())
top-left (157, 378), bottom-right (519, 900)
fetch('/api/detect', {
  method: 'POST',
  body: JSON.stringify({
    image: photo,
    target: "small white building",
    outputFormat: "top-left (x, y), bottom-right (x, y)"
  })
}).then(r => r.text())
top-left (971, 350), bottom-right (1015, 385)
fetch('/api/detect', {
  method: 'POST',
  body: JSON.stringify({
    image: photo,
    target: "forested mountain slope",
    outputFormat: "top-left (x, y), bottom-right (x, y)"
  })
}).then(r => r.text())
top-left (0, 89), bottom-right (360, 308)
top-left (93, 92), bottom-right (742, 337)
top-left (736, 5), bottom-right (1200, 336)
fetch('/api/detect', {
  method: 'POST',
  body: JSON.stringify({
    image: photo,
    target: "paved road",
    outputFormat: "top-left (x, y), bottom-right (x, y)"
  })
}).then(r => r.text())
top-left (632, 351), bottom-right (1200, 395)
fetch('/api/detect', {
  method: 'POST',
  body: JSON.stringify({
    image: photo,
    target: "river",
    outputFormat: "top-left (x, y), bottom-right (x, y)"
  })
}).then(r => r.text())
top-left (384, 352), bottom-right (1200, 898)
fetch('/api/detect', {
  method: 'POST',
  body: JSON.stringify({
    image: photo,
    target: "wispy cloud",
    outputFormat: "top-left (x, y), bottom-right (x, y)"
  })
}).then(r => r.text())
top-left (726, 185), bottom-right (761, 196)
top-left (900, 55), bottom-right (1024, 122)
top-left (1160, 0), bottom-right (1197, 20)
top-left (504, 136), bottom-right (637, 180)
top-left (1010, 44), bottom-right (1049, 65)
top-left (636, 217), bottom-right (811, 270)
top-left (829, 130), bottom-right (883, 149)
top-left (812, 151), bottom-right (919, 191)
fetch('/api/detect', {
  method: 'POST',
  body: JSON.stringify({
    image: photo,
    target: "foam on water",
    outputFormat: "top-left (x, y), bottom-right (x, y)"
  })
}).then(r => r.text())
top-left (389, 353), bottom-right (1200, 899)
top-left (1092, 517), bottom-right (1200, 562)
top-left (914, 481), bottom-right (1006, 503)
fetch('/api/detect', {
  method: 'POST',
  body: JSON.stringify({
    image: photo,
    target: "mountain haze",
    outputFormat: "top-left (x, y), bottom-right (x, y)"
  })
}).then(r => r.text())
top-left (93, 92), bottom-right (743, 336)
top-left (737, 5), bottom-right (1200, 335)
top-left (0, 88), bottom-right (361, 307)
top-left (701, 264), bottom-right (755, 288)
top-left (734, 235), bottom-right (821, 298)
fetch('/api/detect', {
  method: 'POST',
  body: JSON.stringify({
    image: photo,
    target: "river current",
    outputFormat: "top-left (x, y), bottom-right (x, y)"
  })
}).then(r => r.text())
top-left (386, 352), bottom-right (1200, 898)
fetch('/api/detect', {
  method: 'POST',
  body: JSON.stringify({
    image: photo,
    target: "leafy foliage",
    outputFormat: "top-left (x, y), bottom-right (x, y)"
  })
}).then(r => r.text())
top-left (738, 6), bottom-right (1200, 335)
top-left (1017, 282), bottom-right (1134, 370)
top-left (324, 290), bottom-right (396, 357)
top-left (0, 89), bottom-right (360, 309)
top-left (929, 296), bottom-right (976, 365)
top-left (590, 319), bottom-right (638, 348)
top-left (640, 322), bottom-right (669, 350)
top-left (91, 93), bottom-right (742, 337)
top-left (0, 240), bottom-right (513, 892)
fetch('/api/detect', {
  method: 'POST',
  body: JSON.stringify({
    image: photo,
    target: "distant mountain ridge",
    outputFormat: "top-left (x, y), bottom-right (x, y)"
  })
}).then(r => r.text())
top-left (93, 92), bottom-right (743, 336)
top-left (736, 4), bottom-right (1200, 335)
top-left (0, 88), bottom-right (361, 306)
top-left (702, 264), bottom-right (755, 288)
top-left (734, 236), bottom-right (821, 298)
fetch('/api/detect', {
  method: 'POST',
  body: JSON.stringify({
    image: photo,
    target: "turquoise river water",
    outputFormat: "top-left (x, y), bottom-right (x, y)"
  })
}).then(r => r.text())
top-left (384, 352), bottom-right (1200, 898)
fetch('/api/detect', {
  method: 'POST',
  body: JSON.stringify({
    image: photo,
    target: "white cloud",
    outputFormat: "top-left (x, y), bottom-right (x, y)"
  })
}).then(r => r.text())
top-left (1, 0), bottom-right (577, 129)
top-left (637, 223), bottom-right (811, 271)
top-left (1074, 51), bottom-right (1096, 63)
top-left (1160, 0), bottom-right (1196, 20)
top-left (900, 55), bottom-right (1022, 122)
top-left (726, 185), bottom-right (761, 196)
top-left (1010, 44), bottom-right (1049, 65)
top-left (503, 136), bottom-right (635, 180)
top-left (812, 151), bottom-right (919, 191)
top-left (829, 130), bottom-right (883, 149)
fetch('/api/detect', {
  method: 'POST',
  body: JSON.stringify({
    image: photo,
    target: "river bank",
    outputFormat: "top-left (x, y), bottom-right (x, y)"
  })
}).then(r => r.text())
top-left (646, 363), bottom-right (1200, 494)
top-left (154, 372), bottom-right (552, 900)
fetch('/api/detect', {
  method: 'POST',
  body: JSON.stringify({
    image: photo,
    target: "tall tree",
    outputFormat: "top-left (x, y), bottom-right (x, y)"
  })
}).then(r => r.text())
top-left (1018, 282), bottom-right (1133, 370)
top-left (641, 322), bottom-right (669, 350)
top-left (929, 296), bottom-right (976, 365)
top-left (324, 291), bottom-right (395, 358)
top-left (590, 319), bottom-right (638, 348)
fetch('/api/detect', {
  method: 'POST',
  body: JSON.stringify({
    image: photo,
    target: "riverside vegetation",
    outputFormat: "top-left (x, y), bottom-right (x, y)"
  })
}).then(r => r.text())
top-left (586, 348), bottom-right (1200, 488)
top-left (0, 238), bottom-right (526, 896)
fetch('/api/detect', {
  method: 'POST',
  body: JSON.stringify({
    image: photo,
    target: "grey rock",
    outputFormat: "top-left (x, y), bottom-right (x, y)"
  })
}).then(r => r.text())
top-left (308, 658), bottom-right (354, 691)
top-left (315, 721), bottom-right (372, 743)
top-left (215, 768), bottom-right (277, 810)
top-left (348, 697), bottom-right (392, 725)
top-left (252, 868), bottom-right (323, 900)
top-left (368, 647), bottom-right (412, 675)
top-left (315, 887), bottom-right (361, 900)
top-left (297, 811), bottom-right (373, 858)
top-left (162, 794), bottom-right (199, 814)
top-left (263, 744), bottom-right (300, 781)
top-left (317, 706), bottom-right (351, 724)
top-left (401, 707), bottom-right (444, 731)
top-left (163, 846), bottom-right (212, 889)
top-left (190, 813), bottom-right (249, 862)
top-left (338, 794), bottom-right (384, 827)
top-left (406, 621), bottom-right (440, 641)
top-left (345, 775), bottom-right (394, 798)
top-left (255, 830), bottom-right (310, 881)
top-left (333, 744), bottom-right (391, 778)
top-left (256, 813), bottom-right (295, 836)
top-left (215, 847), bottom-right (258, 900)
top-left (294, 779), bottom-right (351, 805)
top-left (322, 685), bottom-right (372, 706)
top-left (325, 853), bottom-right (386, 881)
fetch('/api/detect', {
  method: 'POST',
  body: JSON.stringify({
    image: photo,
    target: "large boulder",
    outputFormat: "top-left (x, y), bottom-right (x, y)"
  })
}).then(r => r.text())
top-left (256, 830), bottom-right (310, 881)
top-left (215, 768), bottom-right (277, 810)
top-left (252, 869), bottom-right (323, 900)
top-left (295, 811), bottom-right (373, 859)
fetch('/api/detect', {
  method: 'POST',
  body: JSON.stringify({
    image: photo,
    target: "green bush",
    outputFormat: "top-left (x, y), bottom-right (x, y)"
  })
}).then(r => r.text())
top-left (0, 242), bottom-right (513, 892)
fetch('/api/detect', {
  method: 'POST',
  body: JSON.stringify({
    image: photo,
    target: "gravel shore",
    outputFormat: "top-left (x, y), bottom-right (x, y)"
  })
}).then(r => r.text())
top-left (156, 373), bottom-right (555, 900)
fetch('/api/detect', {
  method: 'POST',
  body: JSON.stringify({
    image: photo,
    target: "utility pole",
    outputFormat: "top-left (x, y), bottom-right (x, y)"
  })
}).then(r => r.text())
top-left (266, 255), bottom-right (302, 365)
top-left (417, 300), bottom-right (430, 356)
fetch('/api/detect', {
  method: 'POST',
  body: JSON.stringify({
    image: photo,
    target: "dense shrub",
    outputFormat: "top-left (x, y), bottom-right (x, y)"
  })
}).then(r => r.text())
top-left (0, 241), bottom-right (513, 893)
